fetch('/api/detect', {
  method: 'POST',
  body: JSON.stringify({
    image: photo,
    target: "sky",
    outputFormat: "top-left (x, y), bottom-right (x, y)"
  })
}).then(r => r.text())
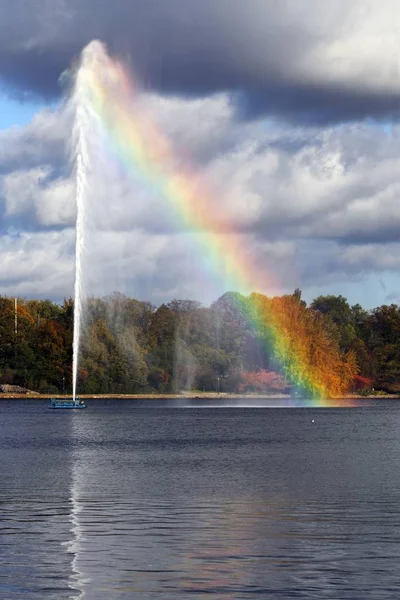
top-left (0, 0), bottom-right (400, 309)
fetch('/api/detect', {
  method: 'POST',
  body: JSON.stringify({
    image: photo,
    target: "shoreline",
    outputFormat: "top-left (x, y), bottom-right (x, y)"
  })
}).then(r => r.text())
top-left (0, 392), bottom-right (399, 400)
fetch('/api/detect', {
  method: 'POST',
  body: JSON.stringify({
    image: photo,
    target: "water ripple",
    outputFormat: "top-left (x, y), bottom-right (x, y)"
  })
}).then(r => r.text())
top-left (1, 405), bottom-right (400, 598)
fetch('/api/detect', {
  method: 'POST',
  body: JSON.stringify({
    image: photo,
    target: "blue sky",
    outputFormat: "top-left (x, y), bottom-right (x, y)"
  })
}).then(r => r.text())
top-left (0, 95), bottom-right (44, 130)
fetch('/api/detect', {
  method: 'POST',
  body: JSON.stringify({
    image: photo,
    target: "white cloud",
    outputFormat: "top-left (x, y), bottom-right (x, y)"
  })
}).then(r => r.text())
top-left (1, 83), bottom-right (400, 307)
top-left (306, 3), bottom-right (400, 93)
top-left (0, 229), bottom-right (74, 297)
top-left (2, 167), bottom-right (75, 226)
top-left (0, 106), bottom-right (68, 172)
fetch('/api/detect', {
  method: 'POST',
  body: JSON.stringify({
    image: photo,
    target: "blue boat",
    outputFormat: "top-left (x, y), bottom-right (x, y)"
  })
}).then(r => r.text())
top-left (49, 398), bottom-right (87, 409)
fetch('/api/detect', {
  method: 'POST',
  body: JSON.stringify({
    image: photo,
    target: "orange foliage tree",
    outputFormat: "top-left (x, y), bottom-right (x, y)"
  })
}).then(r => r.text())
top-left (247, 292), bottom-right (358, 398)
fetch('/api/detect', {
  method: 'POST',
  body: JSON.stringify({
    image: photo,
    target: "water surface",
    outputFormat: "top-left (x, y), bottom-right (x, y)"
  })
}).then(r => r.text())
top-left (1, 399), bottom-right (400, 598)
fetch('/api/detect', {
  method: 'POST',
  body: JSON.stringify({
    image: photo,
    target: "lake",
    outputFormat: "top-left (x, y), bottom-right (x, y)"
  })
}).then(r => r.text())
top-left (1, 399), bottom-right (400, 599)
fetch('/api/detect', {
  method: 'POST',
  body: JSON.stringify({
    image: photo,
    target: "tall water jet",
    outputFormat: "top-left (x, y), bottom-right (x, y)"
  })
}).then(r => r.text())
top-left (70, 40), bottom-right (153, 400)
top-left (71, 41), bottom-right (104, 401)
top-left (71, 67), bottom-right (85, 400)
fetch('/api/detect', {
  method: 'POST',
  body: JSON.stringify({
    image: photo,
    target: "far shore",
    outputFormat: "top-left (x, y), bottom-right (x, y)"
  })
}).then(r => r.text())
top-left (0, 392), bottom-right (399, 400)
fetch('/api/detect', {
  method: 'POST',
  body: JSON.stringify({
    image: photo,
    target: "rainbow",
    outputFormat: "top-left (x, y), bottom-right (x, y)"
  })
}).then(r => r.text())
top-left (75, 41), bottom-right (355, 405)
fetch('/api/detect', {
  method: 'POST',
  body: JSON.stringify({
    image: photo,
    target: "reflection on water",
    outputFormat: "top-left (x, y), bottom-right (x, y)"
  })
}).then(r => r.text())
top-left (66, 417), bottom-right (86, 600)
top-left (1, 400), bottom-right (400, 599)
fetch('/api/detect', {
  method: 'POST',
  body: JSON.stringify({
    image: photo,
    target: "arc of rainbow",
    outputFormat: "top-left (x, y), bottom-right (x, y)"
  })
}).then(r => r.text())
top-left (76, 42), bottom-right (347, 405)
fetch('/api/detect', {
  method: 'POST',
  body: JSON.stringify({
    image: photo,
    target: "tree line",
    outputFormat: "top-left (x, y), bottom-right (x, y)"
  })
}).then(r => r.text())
top-left (0, 290), bottom-right (399, 396)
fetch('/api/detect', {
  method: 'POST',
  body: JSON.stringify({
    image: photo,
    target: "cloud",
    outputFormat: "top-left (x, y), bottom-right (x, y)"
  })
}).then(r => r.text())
top-left (296, 240), bottom-right (400, 286)
top-left (1, 0), bottom-right (400, 124)
top-left (0, 229), bottom-right (75, 298)
top-left (0, 107), bottom-right (68, 174)
top-left (2, 2), bottom-right (400, 310)
top-left (2, 167), bottom-right (75, 227)
top-left (1, 77), bottom-right (400, 305)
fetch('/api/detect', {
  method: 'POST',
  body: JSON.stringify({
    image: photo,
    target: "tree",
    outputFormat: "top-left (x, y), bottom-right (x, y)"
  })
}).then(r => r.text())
top-left (2, 291), bottom-right (397, 396)
top-left (311, 295), bottom-right (356, 351)
top-left (367, 304), bottom-right (400, 391)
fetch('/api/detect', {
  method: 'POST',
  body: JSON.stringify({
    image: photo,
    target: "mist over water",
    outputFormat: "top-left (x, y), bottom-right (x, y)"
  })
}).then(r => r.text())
top-left (69, 41), bottom-right (229, 398)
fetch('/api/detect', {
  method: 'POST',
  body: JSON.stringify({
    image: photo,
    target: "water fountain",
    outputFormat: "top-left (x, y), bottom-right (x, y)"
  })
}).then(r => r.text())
top-left (51, 43), bottom-right (103, 407)
top-left (71, 42), bottom-right (106, 403)
top-left (65, 41), bottom-right (340, 404)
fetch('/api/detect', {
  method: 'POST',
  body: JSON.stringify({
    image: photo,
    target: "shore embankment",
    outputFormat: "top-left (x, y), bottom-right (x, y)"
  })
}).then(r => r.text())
top-left (0, 392), bottom-right (398, 400)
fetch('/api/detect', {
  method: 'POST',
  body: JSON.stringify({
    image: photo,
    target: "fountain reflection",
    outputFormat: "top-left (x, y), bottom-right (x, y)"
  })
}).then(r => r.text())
top-left (65, 412), bottom-right (88, 599)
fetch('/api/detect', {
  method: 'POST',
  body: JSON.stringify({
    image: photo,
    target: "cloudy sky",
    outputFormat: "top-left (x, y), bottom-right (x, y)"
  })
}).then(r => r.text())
top-left (1, 0), bottom-right (400, 308)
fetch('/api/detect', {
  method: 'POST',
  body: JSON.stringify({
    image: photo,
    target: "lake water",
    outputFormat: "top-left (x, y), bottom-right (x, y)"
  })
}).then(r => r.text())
top-left (1, 399), bottom-right (400, 599)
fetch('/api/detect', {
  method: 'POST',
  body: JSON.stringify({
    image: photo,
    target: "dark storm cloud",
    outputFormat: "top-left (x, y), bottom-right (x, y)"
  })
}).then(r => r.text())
top-left (295, 240), bottom-right (399, 287)
top-left (249, 210), bottom-right (400, 247)
top-left (1, 0), bottom-right (399, 125)
top-left (323, 222), bottom-right (400, 246)
top-left (235, 83), bottom-right (400, 125)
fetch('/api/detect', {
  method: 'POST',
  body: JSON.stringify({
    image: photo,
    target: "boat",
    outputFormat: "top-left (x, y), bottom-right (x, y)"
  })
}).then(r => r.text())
top-left (49, 398), bottom-right (87, 409)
